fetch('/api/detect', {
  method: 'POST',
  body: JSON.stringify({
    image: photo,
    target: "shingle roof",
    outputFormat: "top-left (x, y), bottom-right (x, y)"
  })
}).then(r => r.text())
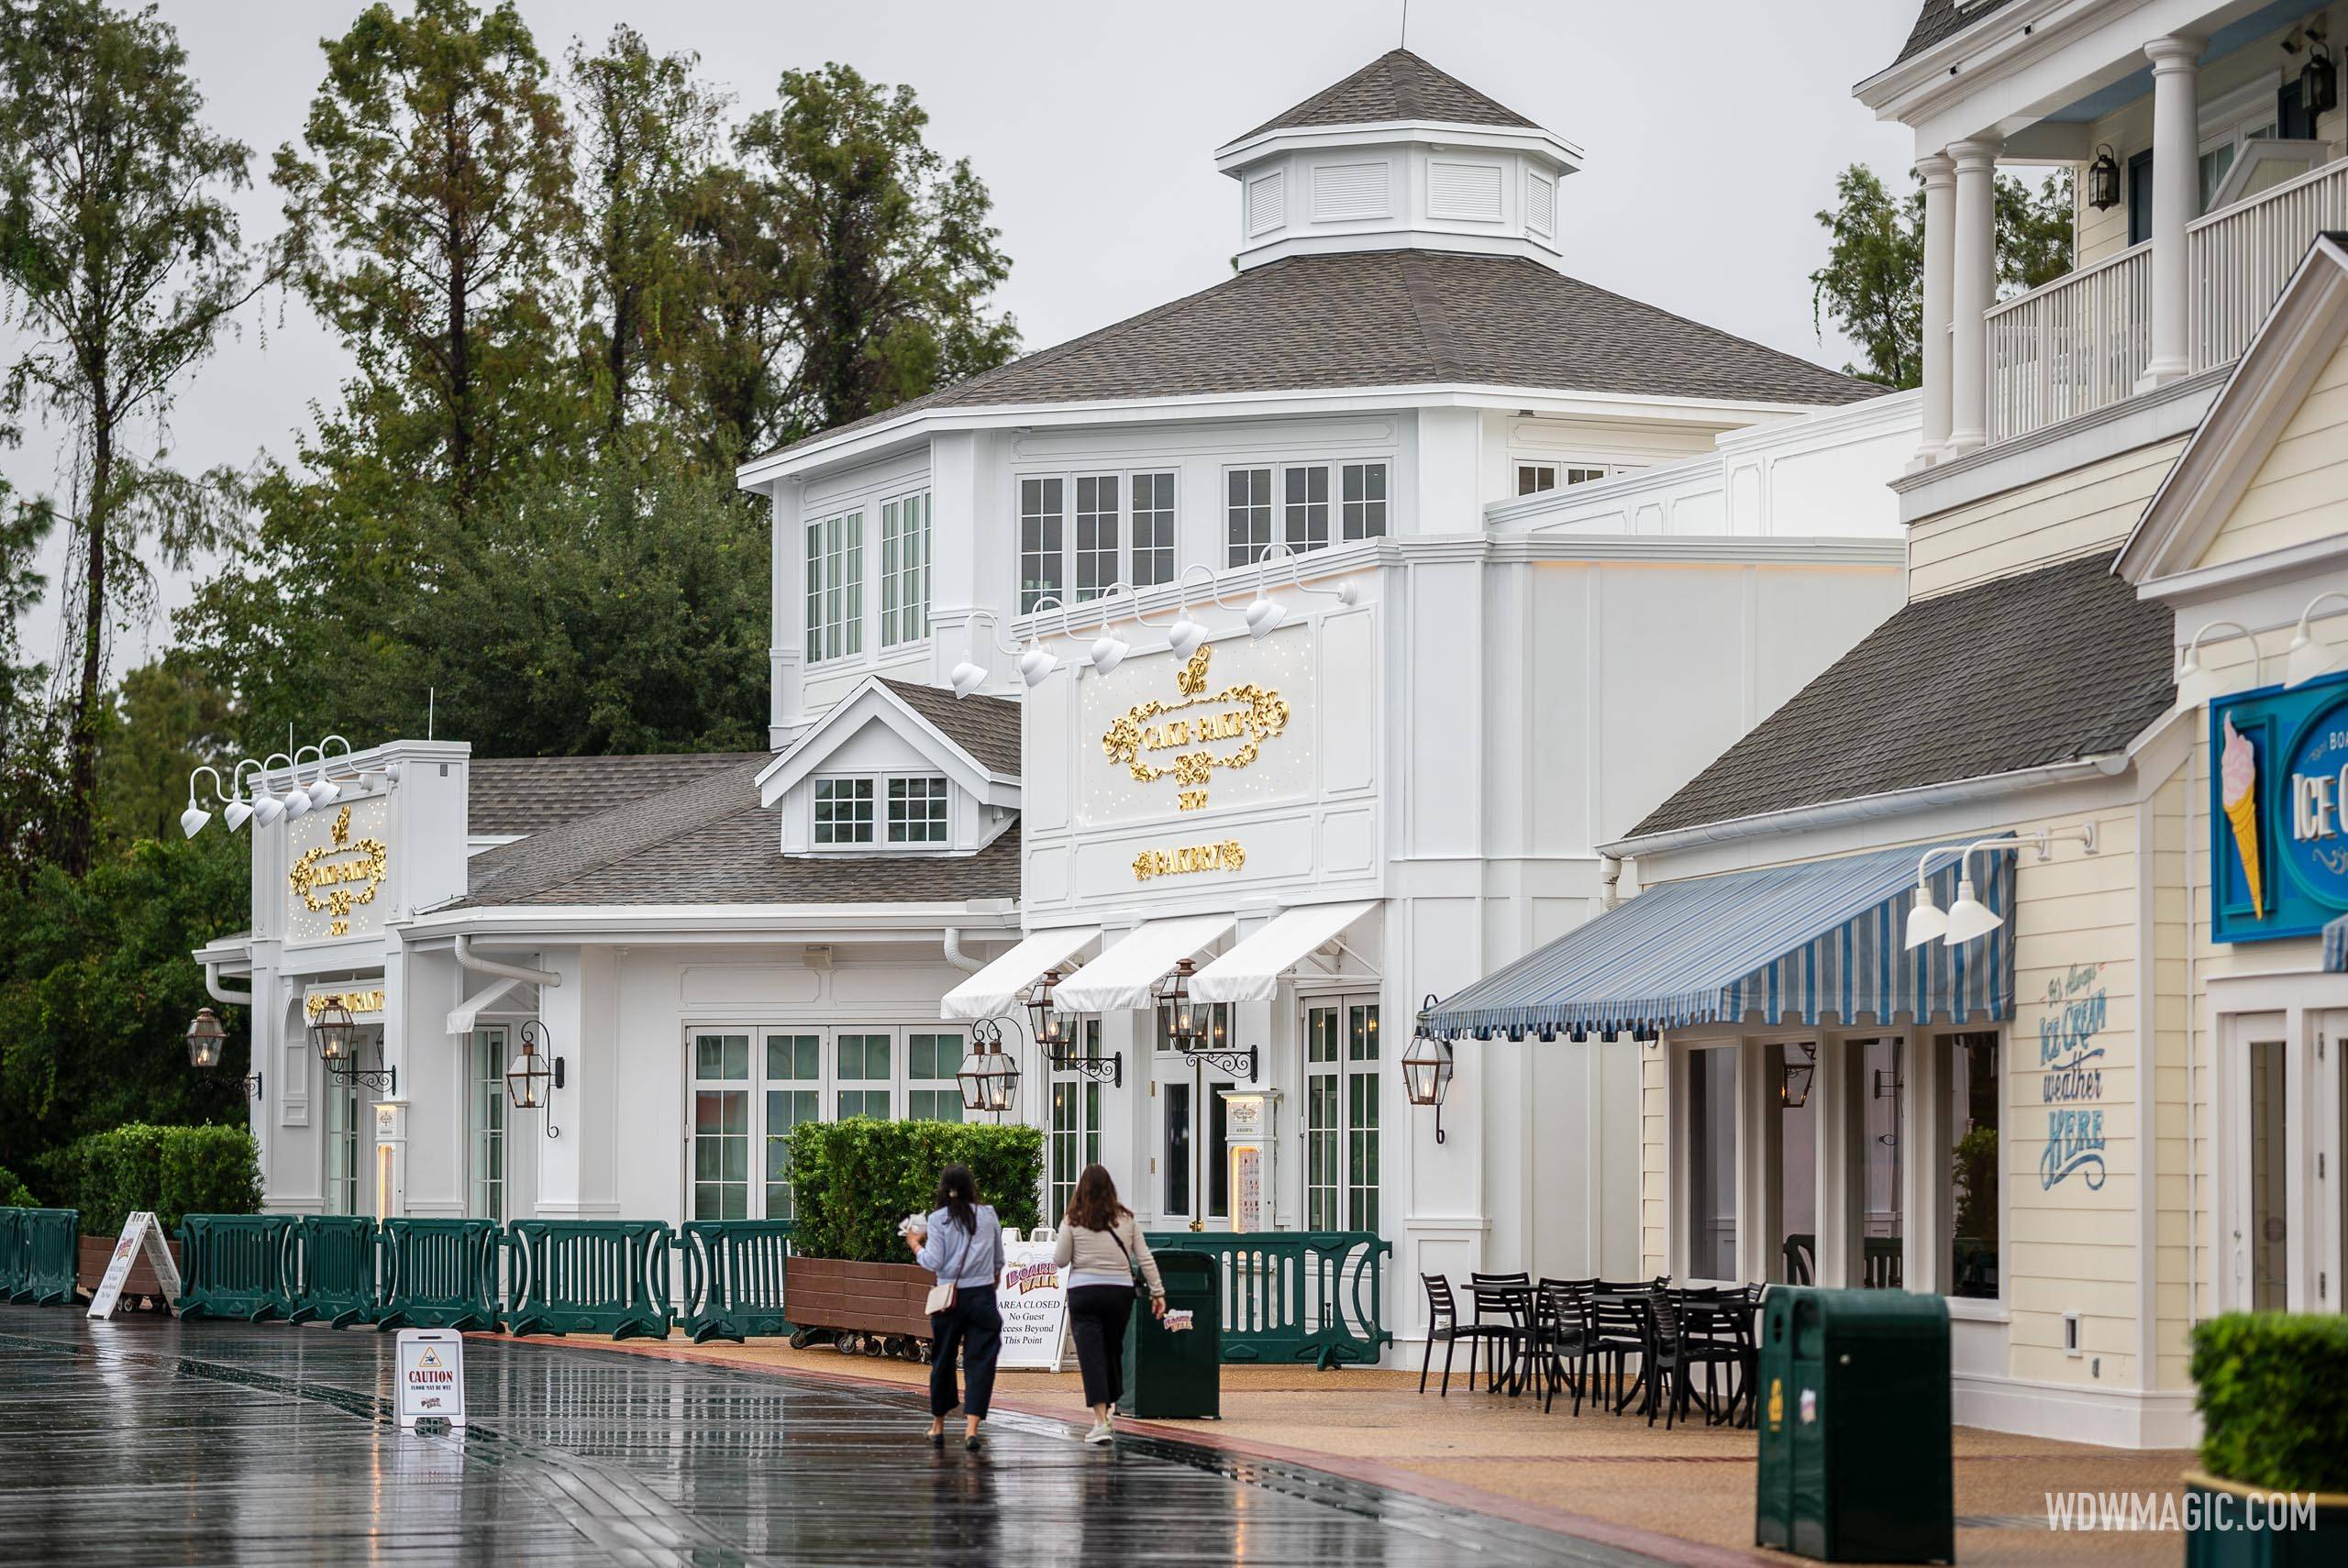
top-left (878, 679), bottom-right (1021, 777)
top-left (468, 753), bottom-right (763, 838)
top-left (457, 752), bottom-right (1017, 909)
top-left (1888, 0), bottom-right (2022, 69)
top-left (1231, 49), bottom-right (1537, 144)
top-left (1628, 554), bottom-right (2175, 841)
top-left (766, 251), bottom-right (1874, 460)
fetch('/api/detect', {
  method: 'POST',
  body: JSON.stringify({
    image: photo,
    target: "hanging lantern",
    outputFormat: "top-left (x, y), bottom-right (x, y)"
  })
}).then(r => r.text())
top-left (1779, 1043), bottom-right (1818, 1110)
top-left (1401, 998), bottom-right (1456, 1144)
top-left (186, 1008), bottom-right (227, 1070)
top-left (1027, 970), bottom-right (1072, 1051)
top-left (310, 999), bottom-right (357, 1063)
top-left (957, 1022), bottom-right (1020, 1116)
top-left (2086, 144), bottom-right (2121, 212)
top-left (1157, 959), bottom-right (1203, 1045)
top-left (505, 1021), bottom-right (561, 1110)
top-left (2307, 42), bottom-right (2339, 118)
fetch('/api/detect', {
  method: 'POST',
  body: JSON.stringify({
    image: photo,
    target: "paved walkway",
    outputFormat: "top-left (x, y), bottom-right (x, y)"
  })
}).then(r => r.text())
top-left (0, 1306), bottom-right (1665, 1567)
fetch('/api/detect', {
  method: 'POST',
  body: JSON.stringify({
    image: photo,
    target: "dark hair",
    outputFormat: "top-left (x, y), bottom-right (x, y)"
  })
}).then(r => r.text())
top-left (1064, 1164), bottom-right (1130, 1233)
top-left (936, 1164), bottom-right (980, 1233)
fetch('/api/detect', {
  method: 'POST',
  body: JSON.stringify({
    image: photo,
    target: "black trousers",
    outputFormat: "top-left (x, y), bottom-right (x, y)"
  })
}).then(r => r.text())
top-left (1068, 1283), bottom-right (1136, 1408)
top-left (929, 1285), bottom-right (1002, 1419)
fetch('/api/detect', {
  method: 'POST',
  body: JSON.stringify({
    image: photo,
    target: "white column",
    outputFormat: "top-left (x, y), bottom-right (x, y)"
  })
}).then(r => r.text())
top-left (1915, 152), bottom-right (1957, 467)
top-left (2143, 35), bottom-right (2205, 385)
top-left (1946, 137), bottom-right (2001, 456)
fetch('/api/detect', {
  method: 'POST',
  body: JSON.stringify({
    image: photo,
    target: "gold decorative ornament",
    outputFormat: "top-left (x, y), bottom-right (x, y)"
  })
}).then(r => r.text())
top-left (1132, 839), bottom-right (1247, 882)
top-left (290, 801), bottom-right (389, 938)
top-left (1100, 646), bottom-right (1290, 811)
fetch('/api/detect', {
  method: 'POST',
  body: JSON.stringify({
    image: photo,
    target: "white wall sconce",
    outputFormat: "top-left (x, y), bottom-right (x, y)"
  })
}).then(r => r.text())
top-left (1903, 825), bottom-right (2099, 951)
top-left (2175, 619), bottom-right (2255, 710)
top-left (2285, 591), bottom-right (2348, 687)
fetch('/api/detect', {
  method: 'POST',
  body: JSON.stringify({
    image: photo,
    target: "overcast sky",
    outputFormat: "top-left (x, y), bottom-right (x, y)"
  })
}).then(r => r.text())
top-left (4, 0), bottom-right (1919, 679)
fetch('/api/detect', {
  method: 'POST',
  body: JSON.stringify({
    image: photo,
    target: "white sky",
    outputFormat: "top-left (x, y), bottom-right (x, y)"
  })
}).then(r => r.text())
top-left (3, 0), bottom-right (1920, 679)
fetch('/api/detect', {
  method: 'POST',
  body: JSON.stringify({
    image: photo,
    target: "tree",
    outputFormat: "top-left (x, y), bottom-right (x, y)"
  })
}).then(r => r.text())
top-left (1811, 163), bottom-right (2078, 388)
top-left (274, 0), bottom-right (578, 520)
top-left (0, 0), bottom-right (268, 875)
top-left (95, 655), bottom-right (232, 854)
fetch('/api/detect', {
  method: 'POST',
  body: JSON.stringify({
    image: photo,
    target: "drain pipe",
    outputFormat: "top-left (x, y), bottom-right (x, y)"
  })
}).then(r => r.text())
top-left (1599, 855), bottom-right (1623, 912)
top-left (204, 962), bottom-right (252, 1006)
top-left (454, 934), bottom-right (561, 988)
top-left (942, 929), bottom-right (986, 974)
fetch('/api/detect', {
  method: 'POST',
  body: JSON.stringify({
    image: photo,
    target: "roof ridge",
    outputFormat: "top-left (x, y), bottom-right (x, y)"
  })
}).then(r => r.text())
top-left (1397, 252), bottom-right (1467, 381)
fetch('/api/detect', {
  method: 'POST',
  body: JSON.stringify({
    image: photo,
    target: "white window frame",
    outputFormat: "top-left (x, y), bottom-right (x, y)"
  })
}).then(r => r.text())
top-left (809, 771), bottom-right (952, 853)
top-left (804, 510), bottom-right (864, 665)
top-left (1225, 458), bottom-right (1390, 567)
top-left (1304, 997), bottom-right (1382, 1234)
top-left (1019, 476), bottom-right (1065, 614)
top-left (1017, 469), bottom-right (1180, 604)
top-left (2197, 72), bottom-right (2284, 215)
top-left (813, 776), bottom-right (875, 845)
top-left (470, 1025), bottom-right (508, 1222)
top-left (886, 775), bottom-right (948, 845)
top-left (1073, 473), bottom-right (1120, 602)
top-left (1047, 1020), bottom-right (1105, 1222)
top-left (879, 490), bottom-right (931, 648)
top-left (1130, 470), bottom-right (1177, 588)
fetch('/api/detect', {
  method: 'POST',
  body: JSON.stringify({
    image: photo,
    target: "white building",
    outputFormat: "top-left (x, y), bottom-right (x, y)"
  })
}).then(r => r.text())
top-left (196, 50), bottom-right (1914, 1346)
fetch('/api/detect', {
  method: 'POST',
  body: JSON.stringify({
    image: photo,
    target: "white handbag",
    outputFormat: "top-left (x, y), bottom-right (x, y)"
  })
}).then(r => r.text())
top-left (925, 1280), bottom-right (957, 1315)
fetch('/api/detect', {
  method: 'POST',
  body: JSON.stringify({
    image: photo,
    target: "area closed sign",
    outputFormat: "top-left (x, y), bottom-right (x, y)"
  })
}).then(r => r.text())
top-left (394, 1329), bottom-right (467, 1428)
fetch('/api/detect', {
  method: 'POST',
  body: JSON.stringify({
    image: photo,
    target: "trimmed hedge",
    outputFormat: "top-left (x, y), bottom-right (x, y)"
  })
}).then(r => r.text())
top-left (50, 1123), bottom-right (261, 1235)
top-left (786, 1118), bottom-right (1043, 1264)
top-left (2191, 1312), bottom-right (2348, 1494)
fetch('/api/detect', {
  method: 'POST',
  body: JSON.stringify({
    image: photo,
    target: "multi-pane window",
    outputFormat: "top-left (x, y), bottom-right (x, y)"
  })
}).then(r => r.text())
top-left (887, 776), bottom-right (947, 844)
top-left (763, 1034), bottom-right (820, 1220)
top-left (880, 492), bottom-right (931, 647)
top-left (471, 1026), bottom-right (507, 1222)
top-left (906, 1032), bottom-right (967, 1122)
top-left (1020, 477), bottom-right (1064, 613)
top-left (325, 1074), bottom-right (360, 1217)
top-left (836, 1032), bottom-right (892, 1119)
top-left (1048, 1020), bottom-right (1104, 1221)
top-left (1345, 1004), bottom-right (1380, 1231)
top-left (1517, 464), bottom-right (1557, 496)
top-left (1306, 1002), bottom-right (1380, 1231)
top-left (1164, 1079), bottom-right (1192, 1216)
top-left (1131, 472), bottom-right (1175, 586)
top-left (1340, 462), bottom-right (1387, 541)
top-left (1282, 465), bottom-right (1330, 552)
top-left (692, 1032), bottom-right (753, 1220)
top-left (814, 778), bottom-right (874, 845)
top-left (1226, 468), bottom-right (1274, 567)
top-left (1075, 475), bottom-right (1119, 601)
top-left (803, 512), bottom-right (863, 664)
top-left (1565, 465), bottom-right (1607, 486)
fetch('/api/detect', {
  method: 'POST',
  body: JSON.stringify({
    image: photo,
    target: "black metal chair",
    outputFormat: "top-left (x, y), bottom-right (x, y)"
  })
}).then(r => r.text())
top-left (1468, 1274), bottom-right (1536, 1394)
top-left (1862, 1236), bottom-right (1904, 1288)
top-left (1534, 1278), bottom-right (1593, 1414)
top-left (1665, 1288), bottom-right (1749, 1429)
top-left (1780, 1232), bottom-right (1815, 1285)
top-left (1582, 1283), bottom-right (1651, 1416)
top-left (1419, 1274), bottom-right (1519, 1397)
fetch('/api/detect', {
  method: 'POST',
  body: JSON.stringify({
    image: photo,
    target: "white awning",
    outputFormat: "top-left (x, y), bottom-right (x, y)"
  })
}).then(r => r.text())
top-left (1052, 914), bottom-right (1236, 1013)
top-left (1191, 901), bottom-right (1378, 1003)
top-left (446, 973), bottom-right (523, 1036)
top-left (940, 926), bottom-right (1101, 1021)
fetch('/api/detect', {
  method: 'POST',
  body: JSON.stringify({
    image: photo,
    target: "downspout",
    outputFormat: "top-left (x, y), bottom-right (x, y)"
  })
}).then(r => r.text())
top-left (942, 929), bottom-right (986, 974)
top-left (204, 962), bottom-right (252, 1006)
top-left (1599, 855), bottom-right (1623, 912)
top-left (454, 934), bottom-right (561, 988)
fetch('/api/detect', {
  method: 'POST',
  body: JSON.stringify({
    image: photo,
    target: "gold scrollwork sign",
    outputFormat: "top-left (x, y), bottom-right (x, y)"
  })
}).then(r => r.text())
top-left (1132, 839), bottom-right (1246, 883)
top-left (305, 988), bottom-right (386, 1021)
top-left (1101, 646), bottom-right (1290, 812)
top-left (290, 805), bottom-right (389, 938)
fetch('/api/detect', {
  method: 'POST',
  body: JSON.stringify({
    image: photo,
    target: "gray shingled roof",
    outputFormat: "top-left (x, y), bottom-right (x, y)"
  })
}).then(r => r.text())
top-left (469, 752), bottom-right (762, 838)
top-left (1231, 49), bottom-right (1537, 144)
top-left (1628, 554), bottom-right (2175, 842)
top-left (878, 679), bottom-right (1021, 777)
top-left (765, 251), bottom-right (1874, 461)
top-left (457, 750), bottom-right (1018, 909)
top-left (1889, 0), bottom-right (2021, 69)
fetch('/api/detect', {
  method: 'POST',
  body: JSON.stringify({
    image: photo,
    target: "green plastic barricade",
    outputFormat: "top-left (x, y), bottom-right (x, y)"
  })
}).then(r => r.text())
top-left (378, 1219), bottom-right (503, 1332)
top-left (677, 1220), bottom-right (794, 1344)
top-left (9, 1209), bottom-right (82, 1307)
top-left (0, 1209), bottom-right (22, 1298)
top-left (505, 1219), bottom-right (673, 1341)
top-left (176, 1214), bottom-right (297, 1321)
top-left (1145, 1231), bottom-right (1392, 1367)
top-left (289, 1215), bottom-right (380, 1328)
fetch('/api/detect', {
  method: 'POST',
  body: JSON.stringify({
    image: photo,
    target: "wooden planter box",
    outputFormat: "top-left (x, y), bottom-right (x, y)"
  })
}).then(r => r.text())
top-left (784, 1255), bottom-right (933, 1340)
top-left (78, 1234), bottom-right (183, 1309)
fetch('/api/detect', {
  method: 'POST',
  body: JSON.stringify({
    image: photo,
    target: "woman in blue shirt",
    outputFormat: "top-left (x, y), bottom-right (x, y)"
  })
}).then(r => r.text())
top-left (906, 1163), bottom-right (1003, 1450)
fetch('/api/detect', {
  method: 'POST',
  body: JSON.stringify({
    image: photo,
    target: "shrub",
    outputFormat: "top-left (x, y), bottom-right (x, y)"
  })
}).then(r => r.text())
top-left (0, 1164), bottom-right (35, 1207)
top-left (160, 1124), bottom-right (262, 1227)
top-left (787, 1118), bottom-right (1043, 1264)
top-left (52, 1122), bottom-right (261, 1234)
top-left (2191, 1312), bottom-right (2348, 1494)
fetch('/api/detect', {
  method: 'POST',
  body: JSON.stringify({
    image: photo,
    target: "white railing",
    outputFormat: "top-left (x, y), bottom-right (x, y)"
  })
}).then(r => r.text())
top-left (1986, 241), bottom-right (2151, 445)
top-left (2190, 156), bottom-right (2348, 370)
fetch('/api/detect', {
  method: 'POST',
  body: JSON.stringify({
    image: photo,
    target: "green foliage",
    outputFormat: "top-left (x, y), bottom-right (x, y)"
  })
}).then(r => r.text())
top-left (1997, 170), bottom-right (2076, 295)
top-left (2192, 1313), bottom-right (2348, 1493)
top-left (0, 1163), bottom-right (35, 1207)
top-left (786, 1118), bottom-right (1043, 1264)
top-left (95, 656), bottom-right (234, 855)
top-left (1951, 1126), bottom-right (1998, 1243)
top-left (49, 1121), bottom-right (259, 1233)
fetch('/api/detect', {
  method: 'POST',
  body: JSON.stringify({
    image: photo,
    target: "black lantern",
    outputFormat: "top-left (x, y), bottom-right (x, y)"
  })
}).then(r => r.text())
top-left (957, 1020), bottom-right (1021, 1117)
top-left (310, 999), bottom-right (357, 1063)
top-left (2308, 42), bottom-right (2339, 118)
top-left (1401, 998), bottom-right (1456, 1144)
top-left (1157, 959), bottom-right (1203, 1045)
top-left (186, 1007), bottom-right (226, 1070)
top-left (1778, 1043), bottom-right (1818, 1110)
top-left (1026, 970), bottom-right (1073, 1052)
top-left (2086, 144), bottom-right (2121, 212)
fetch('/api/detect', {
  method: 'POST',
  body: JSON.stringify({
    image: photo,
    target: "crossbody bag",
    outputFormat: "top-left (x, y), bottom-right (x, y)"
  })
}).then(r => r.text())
top-left (1107, 1223), bottom-right (1152, 1297)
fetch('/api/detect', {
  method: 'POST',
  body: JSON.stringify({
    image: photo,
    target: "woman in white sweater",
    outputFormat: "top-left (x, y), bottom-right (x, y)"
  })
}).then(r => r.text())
top-left (1051, 1164), bottom-right (1165, 1443)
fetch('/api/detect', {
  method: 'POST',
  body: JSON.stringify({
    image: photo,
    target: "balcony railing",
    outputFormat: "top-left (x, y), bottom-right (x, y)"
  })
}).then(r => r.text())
top-left (1986, 158), bottom-right (2348, 446)
top-left (1987, 242), bottom-right (2151, 445)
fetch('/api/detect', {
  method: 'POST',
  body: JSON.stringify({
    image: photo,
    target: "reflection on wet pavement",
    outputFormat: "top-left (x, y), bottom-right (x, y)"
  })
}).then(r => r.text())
top-left (0, 1306), bottom-right (1659, 1566)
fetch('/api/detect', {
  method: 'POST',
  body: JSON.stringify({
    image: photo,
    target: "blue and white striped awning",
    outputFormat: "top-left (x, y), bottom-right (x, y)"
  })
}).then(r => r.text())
top-left (2324, 913), bottom-right (2348, 973)
top-left (1425, 844), bottom-right (2013, 1038)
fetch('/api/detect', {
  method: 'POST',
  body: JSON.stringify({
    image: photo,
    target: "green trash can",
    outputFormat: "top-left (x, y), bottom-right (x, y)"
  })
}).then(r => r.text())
top-left (1755, 1286), bottom-right (1952, 1563)
top-left (1120, 1250), bottom-right (1221, 1419)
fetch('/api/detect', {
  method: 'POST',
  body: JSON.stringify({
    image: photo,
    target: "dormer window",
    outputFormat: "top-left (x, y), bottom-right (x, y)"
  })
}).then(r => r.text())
top-left (813, 778), bottom-right (874, 844)
top-left (888, 777), bottom-right (948, 844)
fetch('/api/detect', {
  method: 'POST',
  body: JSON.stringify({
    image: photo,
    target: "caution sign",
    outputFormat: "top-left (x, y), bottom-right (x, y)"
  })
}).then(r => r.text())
top-left (395, 1329), bottom-right (467, 1428)
top-left (87, 1211), bottom-right (182, 1320)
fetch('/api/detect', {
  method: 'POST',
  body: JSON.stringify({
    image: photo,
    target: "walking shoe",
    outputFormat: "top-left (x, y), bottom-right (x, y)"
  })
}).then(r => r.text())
top-left (1083, 1419), bottom-right (1113, 1445)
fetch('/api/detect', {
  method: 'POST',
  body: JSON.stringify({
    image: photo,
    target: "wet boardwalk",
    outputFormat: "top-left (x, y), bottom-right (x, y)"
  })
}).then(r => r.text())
top-left (0, 1305), bottom-right (1664, 1566)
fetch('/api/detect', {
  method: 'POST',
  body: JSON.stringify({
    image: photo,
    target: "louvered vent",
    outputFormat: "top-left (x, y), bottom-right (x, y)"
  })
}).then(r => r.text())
top-left (1311, 160), bottom-right (1389, 220)
top-left (1427, 160), bottom-right (1504, 221)
top-left (1526, 172), bottom-right (1555, 237)
top-left (1246, 170), bottom-right (1286, 236)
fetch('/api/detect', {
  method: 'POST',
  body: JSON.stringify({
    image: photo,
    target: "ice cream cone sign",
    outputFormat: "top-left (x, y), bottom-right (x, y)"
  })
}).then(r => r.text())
top-left (2221, 715), bottom-right (2265, 918)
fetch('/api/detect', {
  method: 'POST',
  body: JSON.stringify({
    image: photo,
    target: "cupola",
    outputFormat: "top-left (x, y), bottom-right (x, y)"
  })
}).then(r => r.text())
top-left (1213, 49), bottom-right (1581, 271)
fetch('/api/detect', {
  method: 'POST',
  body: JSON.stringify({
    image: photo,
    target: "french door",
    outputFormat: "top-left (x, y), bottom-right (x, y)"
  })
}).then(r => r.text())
top-left (1305, 999), bottom-right (1381, 1234)
top-left (2228, 1012), bottom-right (2347, 1314)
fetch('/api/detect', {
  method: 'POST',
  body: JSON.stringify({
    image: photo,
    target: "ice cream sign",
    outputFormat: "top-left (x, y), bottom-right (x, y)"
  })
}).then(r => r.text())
top-left (2209, 673), bottom-right (2348, 944)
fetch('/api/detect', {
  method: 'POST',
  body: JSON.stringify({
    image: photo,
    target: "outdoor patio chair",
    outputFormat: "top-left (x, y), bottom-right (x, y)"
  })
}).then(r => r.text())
top-left (1418, 1274), bottom-right (1520, 1397)
top-left (1780, 1232), bottom-right (1814, 1285)
top-left (1468, 1275), bottom-right (1537, 1394)
top-left (1662, 1288), bottom-right (1747, 1429)
top-left (1534, 1279), bottom-right (1594, 1415)
top-left (1581, 1284), bottom-right (1651, 1416)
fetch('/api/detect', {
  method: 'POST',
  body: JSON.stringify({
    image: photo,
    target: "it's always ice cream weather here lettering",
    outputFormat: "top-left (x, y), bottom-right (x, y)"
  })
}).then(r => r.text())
top-left (2038, 964), bottom-right (2109, 1191)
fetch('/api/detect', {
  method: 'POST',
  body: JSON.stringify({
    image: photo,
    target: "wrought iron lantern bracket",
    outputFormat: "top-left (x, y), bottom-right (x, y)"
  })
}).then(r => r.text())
top-left (1180, 1044), bottom-right (1257, 1084)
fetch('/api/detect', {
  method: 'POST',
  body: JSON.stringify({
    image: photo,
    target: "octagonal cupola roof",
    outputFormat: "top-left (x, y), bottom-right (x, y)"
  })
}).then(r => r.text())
top-left (1213, 50), bottom-right (1582, 271)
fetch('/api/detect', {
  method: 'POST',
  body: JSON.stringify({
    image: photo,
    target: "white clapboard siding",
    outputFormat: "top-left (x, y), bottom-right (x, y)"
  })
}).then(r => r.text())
top-left (1907, 436), bottom-right (2188, 599)
top-left (2196, 330), bottom-right (2348, 569)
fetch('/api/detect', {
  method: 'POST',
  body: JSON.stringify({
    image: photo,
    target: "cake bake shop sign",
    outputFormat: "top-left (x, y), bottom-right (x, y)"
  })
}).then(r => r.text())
top-left (286, 797), bottom-right (393, 943)
top-left (2209, 672), bottom-right (2348, 944)
top-left (1101, 645), bottom-right (1290, 813)
top-left (1080, 624), bottom-right (1316, 839)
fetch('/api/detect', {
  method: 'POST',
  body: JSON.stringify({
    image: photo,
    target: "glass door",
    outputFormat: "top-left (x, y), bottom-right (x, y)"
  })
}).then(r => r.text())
top-left (469, 1025), bottom-right (508, 1221)
top-left (1304, 999), bottom-right (1381, 1233)
top-left (1048, 1020), bottom-right (1103, 1221)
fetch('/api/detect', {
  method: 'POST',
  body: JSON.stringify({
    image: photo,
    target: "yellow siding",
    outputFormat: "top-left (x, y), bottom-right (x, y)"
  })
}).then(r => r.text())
top-left (1641, 1049), bottom-right (1666, 1277)
top-left (2198, 333), bottom-right (2348, 568)
top-left (1907, 437), bottom-right (2184, 599)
